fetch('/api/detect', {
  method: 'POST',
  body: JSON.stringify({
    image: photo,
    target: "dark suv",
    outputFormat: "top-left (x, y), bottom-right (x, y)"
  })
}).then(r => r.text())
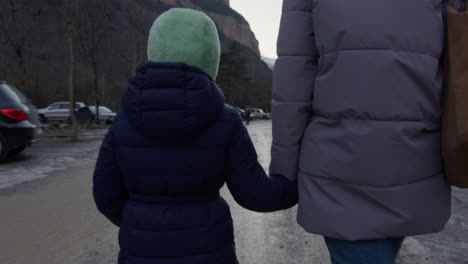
top-left (0, 82), bottom-right (38, 161)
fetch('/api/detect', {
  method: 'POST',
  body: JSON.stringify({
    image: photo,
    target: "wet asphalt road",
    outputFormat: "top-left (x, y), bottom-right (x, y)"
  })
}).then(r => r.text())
top-left (0, 121), bottom-right (467, 264)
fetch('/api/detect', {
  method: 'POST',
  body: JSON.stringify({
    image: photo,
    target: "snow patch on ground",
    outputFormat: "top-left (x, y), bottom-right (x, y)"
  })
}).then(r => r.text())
top-left (0, 130), bottom-right (106, 190)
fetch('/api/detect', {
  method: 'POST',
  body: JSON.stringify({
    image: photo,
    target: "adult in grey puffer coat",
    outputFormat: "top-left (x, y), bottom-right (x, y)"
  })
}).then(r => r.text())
top-left (271, 0), bottom-right (465, 261)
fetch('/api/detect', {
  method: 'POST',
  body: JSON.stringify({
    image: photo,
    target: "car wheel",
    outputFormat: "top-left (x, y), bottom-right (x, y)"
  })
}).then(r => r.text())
top-left (105, 119), bottom-right (112, 125)
top-left (9, 145), bottom-right (26, 156)
top-left (0, 133), bottom-right (10, 162)
top-left (39, 114), bottom-right (47, 124)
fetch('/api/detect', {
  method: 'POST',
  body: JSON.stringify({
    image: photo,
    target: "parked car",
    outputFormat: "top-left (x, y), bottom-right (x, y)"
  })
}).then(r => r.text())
top-left (76, 106), bottom-right (117, 124)
top-left (246, 108), bottom-right (270, 120)
top-left (38, 101), bottom-right (86, 123)
top-left (0, 81), bottom-right (38, 161)
top-left (232, 106), bottom-right (246, 119)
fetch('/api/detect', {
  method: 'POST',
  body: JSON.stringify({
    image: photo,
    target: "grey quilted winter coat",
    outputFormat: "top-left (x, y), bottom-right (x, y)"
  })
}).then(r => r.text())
top-left (270, 0), bottom-right (465, 240)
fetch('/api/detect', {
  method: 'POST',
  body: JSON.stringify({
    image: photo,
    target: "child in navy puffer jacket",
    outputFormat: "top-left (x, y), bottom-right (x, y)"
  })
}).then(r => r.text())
top-left (92, 8), bottom-right (298, 264)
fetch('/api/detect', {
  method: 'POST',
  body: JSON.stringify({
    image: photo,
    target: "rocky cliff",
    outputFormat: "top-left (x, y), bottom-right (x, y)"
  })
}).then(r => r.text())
top-left (0, 0), bottom-right (272, 110)
top-left (159, 0), bottom-right (260, 55)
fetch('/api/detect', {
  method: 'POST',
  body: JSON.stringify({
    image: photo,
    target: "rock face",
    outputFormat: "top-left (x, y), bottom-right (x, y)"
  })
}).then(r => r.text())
top-left (161, 0), bottom-right (260, 55)
top-left (208, 12), bottom-right (260, 55)
top-left (0, 0), bottom-right (272, 110)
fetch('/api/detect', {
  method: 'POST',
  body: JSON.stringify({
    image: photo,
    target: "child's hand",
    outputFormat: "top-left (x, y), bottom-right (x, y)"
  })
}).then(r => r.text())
top-left (225, 115), bottom-right (298, 212)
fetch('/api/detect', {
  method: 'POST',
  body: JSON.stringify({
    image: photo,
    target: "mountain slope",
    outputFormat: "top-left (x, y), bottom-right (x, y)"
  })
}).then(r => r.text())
top-left (262, 57), bottom-right (277, 70)
top-left (0, 0), bottom-right (272, 110)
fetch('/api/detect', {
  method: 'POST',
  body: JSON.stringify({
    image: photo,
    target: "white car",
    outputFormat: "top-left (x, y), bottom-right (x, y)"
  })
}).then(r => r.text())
top-left (247, 108), bottom-right (271, 120)
top-left (38, 102), bottom-right (86, 123)
top-left (88, 106), bottom-right (117, 124)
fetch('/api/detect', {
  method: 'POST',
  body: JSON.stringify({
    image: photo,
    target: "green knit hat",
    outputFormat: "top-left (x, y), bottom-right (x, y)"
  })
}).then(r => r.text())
top-left (147, 8), bottom-right (221, 80)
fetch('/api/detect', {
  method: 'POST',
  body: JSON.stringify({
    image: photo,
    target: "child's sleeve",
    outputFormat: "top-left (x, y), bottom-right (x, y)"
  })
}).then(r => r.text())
top-left (225, 117), bottom-right (298, 213)
top-left (93, 129), bottom-right (128, 226)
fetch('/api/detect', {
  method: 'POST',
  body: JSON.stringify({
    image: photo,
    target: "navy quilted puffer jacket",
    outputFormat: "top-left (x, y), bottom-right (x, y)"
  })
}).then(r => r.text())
top-left (93, 63), bottom-right (298, 264)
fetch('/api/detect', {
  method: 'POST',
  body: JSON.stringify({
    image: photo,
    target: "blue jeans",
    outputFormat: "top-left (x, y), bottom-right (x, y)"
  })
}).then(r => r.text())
top-left (325, 237), bottom-right (405, 264)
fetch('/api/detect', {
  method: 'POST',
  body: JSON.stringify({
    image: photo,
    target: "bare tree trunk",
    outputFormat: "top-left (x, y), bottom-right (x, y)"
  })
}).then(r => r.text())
top-left (91, 57), bottom-right (100, 124)
top-left (132, 40), bottom-right (138, 76)
top-left (0, 1), bottom-right (28, 88)
top-left (65, 0), bottom-right (78, 141)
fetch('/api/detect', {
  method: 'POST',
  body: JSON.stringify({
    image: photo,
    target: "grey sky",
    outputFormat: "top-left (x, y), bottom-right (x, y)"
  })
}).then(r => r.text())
top-left (230, 0), bottom-right (283, 58)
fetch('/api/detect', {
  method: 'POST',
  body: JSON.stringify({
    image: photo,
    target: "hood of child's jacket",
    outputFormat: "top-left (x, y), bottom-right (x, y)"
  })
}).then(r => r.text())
top-left (122, 62), bottom-right (225, 139)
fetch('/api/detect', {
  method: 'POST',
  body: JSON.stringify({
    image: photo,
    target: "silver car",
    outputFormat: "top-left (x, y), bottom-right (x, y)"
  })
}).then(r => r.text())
top-left (38, 102), bottom-right (86, 123)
